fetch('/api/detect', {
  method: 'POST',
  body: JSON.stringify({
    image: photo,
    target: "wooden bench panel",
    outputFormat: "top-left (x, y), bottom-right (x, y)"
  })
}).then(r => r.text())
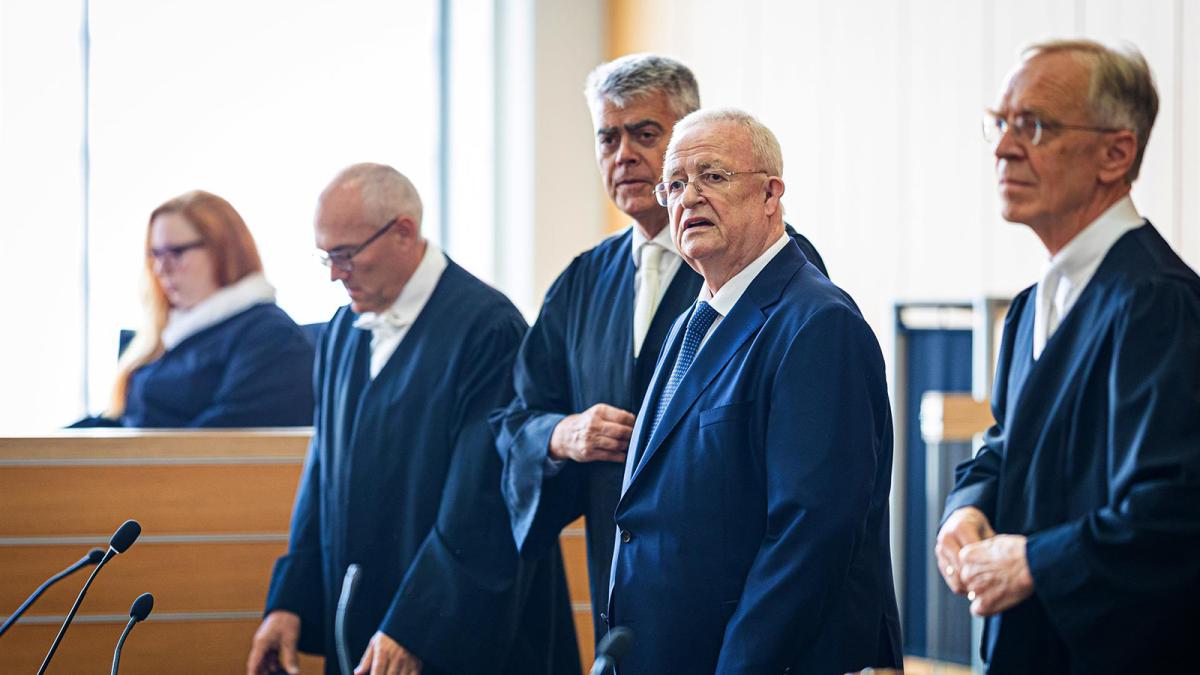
top-left (0, 541), bottom-right (287, 615)
top-left (0, 619), bottom-right (324, 675)
top-left (0, 463), bottom-right (303, 536)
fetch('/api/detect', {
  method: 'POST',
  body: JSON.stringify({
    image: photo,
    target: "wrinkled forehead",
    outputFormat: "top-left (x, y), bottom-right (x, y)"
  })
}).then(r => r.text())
top-left (995, 51), bottom-right (1091, 116)
top-left (663, 122), bottom-right (747, 177)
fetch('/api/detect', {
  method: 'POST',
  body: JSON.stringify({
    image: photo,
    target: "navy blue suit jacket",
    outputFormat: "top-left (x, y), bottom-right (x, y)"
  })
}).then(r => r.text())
top-left (492, 225), bottom-right (827, 644)
top-left (607, 242), bottom-right (900, 674)
top-left (943, 223), bottom-right (1200, 674)
top-left (125, 303), bottom-right (313, 427)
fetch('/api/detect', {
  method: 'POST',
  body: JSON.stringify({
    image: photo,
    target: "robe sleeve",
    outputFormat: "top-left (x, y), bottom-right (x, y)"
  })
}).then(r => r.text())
top-left (263, 330), bottom-right (326, 654)
top-left (381, 312), bottom-right (534, 672)
top-left (941, 291), bottom-right (1029, 526)
top-left (714, 307), bottom-right (890, 672)
top-left (490, 261), bottom-right (588, 556)
top-left (187, 309), bottom-right (315, 427)
top-left (1024, 279), bottom-right (1200, 667)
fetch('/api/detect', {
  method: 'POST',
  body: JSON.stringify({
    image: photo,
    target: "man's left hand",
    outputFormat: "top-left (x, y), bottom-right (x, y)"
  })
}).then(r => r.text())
top-left (958, 534), bottom-right (1034, 617)
top-left (354, 631), bottom-right (422, 675)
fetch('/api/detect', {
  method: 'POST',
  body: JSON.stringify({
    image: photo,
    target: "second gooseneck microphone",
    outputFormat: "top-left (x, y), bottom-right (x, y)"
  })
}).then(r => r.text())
top-left (111, 593), bottom-right (154, 675)
top-left (37, 519), bottom-right (142, 675)
top-left (0, 548), bottom-right (104, 638)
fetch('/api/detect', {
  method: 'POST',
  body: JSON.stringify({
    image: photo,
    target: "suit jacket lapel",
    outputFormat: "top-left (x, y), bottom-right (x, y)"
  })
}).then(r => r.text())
top-left (626, 242), bottom-right (805, 490)
top-left (621, 313), bottom-right (686, 492)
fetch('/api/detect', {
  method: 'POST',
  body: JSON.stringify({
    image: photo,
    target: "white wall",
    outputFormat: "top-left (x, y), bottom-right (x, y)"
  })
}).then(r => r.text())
top-left (494, 0), bottom-right (608, 318)
top-left (0, 2), bottom-right (86, 428)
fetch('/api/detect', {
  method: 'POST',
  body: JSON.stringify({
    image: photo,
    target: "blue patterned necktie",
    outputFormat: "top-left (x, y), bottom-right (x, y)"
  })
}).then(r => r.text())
top-left (649, 301), bottom-right (720, 440)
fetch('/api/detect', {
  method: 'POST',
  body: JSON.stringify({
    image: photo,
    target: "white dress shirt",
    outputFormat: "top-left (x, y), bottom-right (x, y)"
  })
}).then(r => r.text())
top-left (631, 223), bottom-right (684, 356)
top-left (696, 232), bottom-right (791, 350)
top-left (1033, 195), bottom-right (1144, 359)
top-left (353, 241), bottom-right (448, 378)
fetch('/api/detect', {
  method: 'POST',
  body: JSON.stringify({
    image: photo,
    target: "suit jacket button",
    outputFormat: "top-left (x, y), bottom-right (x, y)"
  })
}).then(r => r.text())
top-left (620, 529), bottom-right (632, 543)
top-left (600, 612), bottom-right (608, 625)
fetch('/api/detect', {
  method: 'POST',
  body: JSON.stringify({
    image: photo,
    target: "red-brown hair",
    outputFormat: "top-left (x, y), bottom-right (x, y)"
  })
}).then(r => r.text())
top-left (106, 191), bottom-right (264, 417)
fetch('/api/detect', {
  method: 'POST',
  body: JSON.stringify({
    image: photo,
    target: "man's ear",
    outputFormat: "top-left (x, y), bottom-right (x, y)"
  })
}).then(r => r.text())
top-left (763, 176), bottom-right (785, 217)
top-left (1097, 129), bottom-right (1137, 185)
top-left (393, 216), bottom-right (418, 241)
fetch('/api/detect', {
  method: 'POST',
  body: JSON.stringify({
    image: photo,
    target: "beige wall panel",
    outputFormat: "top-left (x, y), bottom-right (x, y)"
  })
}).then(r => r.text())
top-left (897, 0), bottom-right (991, 305)
top-left (0, 619), bottom-right (323, 675)
top-left (981, 0), bottom-right (1077, 297)
top-left (1178, 0), bottom-right (1199, 269)
top-left (0, 541), bottom-right (285, 615)
top-left (761, 1), bottom-right (904, 340)
top-left (0, 463), bottom-right (301, 537)
top-left (1083, 0), bottom-right (1180, 246)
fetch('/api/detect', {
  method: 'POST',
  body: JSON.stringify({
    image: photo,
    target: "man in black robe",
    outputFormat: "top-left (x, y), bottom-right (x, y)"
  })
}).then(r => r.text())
top-left (247, 163), bottom-right (577, 675)
top-left (491, 54), bottom-right (827, 647)
top-left (937, 40), bottom-right (1200, 673)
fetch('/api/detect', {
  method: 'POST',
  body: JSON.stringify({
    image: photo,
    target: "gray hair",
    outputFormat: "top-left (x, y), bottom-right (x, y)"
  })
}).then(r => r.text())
top-left (667, 107), bottom-right (784, 178)
top-left (584, 53), bottom-right (700, 121)
top-left (1023, 38), bottom-right (1158, 182)
top-left (322, 162), bottom-right (424, 227)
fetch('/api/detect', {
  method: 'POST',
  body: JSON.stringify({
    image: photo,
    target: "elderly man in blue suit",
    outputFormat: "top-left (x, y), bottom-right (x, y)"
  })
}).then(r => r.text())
top-left (605, 108), bottom-right (901, 674)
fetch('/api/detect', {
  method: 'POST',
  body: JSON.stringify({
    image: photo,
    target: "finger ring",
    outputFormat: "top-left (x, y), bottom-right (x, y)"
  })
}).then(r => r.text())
top-left (945, 565), bottom-right (955, 576)
top-left (967, 590), bottom-right (976, 601)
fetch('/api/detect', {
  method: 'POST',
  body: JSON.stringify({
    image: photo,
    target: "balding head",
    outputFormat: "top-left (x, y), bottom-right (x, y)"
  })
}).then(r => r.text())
top-left (320, 162), bottom-right (424, 229)
top-left (315, 163), bottom-right (427, 314)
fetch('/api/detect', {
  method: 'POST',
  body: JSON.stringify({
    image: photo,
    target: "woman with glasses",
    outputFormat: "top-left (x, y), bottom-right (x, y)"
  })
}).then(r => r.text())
top-left (73, 190), bottom-right (314, 428)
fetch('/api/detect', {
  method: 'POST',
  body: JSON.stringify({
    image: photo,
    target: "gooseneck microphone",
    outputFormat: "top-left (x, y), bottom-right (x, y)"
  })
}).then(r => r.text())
top-left (110, 593), bottom-right (153, 675)
top-left (37, 519), bottom-right (142, 675)
top-left (0, 548), bottom-right (104, 638)
top-left (335, 564), bottom-right (362, 675)
top-left (589, 626), bottom-right (634, 675)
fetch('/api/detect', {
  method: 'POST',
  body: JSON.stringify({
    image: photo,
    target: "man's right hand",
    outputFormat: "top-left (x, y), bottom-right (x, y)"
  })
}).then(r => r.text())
top-left (935, 506), bottom-right (996, 595)
top-left (247, 610), bottom-right (301, 675)
top-left (548, 403), bottom-right (635, 463)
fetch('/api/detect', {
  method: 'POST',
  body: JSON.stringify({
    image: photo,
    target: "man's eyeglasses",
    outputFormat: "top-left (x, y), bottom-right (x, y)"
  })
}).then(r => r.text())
top-left (149, 240), bottom-right (205, 266)
top-left (316, 217), bottom-right (397, 272)
top-left (653, 169), bottom-right (769, 207)
top-left (982, 112), bottom-right (1124, 147)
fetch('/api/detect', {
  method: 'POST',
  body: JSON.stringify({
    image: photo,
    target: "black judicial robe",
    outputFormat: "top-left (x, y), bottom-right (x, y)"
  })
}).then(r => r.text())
top-left (492, 225), bottom-right (826, 642)
top-left (266, 259), bottom-right (578, 675)
top-left (124, 303), bottom-right (313, 427)
top-left (942, 223), bottom-right (1200, 674)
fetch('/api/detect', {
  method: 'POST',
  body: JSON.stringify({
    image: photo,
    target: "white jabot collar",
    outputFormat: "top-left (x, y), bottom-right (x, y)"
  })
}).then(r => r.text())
top-left (630, 222), bottom-right (679, 267)
top-left (161, 272), bottom-right (276, 350)
top-left (353, 241), bottom-right (447, 333)
top-left (699, 232), bottom-right (790, 317)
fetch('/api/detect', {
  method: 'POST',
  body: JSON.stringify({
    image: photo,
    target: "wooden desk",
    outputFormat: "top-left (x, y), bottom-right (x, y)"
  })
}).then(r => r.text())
top-left (0, 429), bottom-right (595, 674)
top-left (0, 429), bottom-right (323, 674)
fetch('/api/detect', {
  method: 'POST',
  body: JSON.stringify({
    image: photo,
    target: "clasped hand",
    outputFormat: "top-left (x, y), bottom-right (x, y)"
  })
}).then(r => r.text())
top-left (935, 507), bottom-right (1034, 616)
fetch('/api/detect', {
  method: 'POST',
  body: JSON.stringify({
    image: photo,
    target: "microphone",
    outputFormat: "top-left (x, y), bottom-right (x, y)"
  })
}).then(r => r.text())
top-left (37, 519), bottom-right (142, 675)
top-left (335, 564), bottom-right (362, 675)
top-left (0, 548), bottom-right (104, 638)
top-left (589, 626), bottom-right (634, 675)
top-left (110, 593), bottom-right (153, 675)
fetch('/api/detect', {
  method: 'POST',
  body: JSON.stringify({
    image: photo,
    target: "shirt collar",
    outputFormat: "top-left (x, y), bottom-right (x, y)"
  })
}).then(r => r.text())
top-left (353, 240), bottom-right (447, 331)
top-left (699, 231), bottom-right (790, 317)
top-left (1046, 195), bottom-right (1143, 282)
top-left (630, 222), bottom-right (679, 268)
